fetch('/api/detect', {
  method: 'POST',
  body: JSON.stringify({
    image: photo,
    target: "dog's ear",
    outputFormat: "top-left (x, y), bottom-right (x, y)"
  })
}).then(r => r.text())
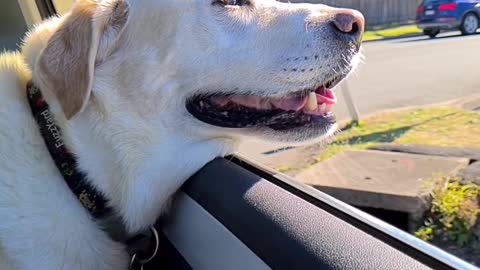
top-left (36, 0), bottom-right (129, 119)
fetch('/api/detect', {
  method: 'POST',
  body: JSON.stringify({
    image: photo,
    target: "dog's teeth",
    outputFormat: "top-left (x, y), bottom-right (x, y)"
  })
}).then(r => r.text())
top-left (305, 92), bottom-right (318, 111)
top-left (319, 103), bottom-right (327, 113)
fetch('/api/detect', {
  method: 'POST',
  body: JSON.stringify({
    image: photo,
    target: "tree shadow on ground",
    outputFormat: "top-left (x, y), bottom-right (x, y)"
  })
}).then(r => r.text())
top-left (342, 126), bottom-right (411, 145)
top-left (339, 111), bottom-right (461, 145)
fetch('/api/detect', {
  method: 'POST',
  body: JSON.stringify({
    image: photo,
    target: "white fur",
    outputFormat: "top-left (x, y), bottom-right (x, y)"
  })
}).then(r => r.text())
top-left (0, 0), bottom-right (362, 269)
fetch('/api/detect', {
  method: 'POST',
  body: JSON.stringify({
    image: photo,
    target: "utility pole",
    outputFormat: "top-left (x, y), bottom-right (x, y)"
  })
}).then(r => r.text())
top-left (341, 80), bottom-right (360, 123)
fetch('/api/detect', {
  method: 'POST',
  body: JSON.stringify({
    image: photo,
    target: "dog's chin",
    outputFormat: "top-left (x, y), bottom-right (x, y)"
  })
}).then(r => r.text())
top-left (244, 121), bottom-right (338, 146)
top-left (185, 78), bottom-right (343, 144)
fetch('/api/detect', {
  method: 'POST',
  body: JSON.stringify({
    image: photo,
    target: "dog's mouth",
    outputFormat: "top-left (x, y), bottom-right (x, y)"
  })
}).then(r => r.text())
top-left (186, 78), bottom-right (343, 131)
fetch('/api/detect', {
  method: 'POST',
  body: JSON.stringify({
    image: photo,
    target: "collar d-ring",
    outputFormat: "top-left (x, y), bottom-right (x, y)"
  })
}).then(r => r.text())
top-left (139, 226), bottom-right (159, 264)
top-left (129, 254), bottom-right (142, 270)
top-left (129, 226), bottom-right (159, 270)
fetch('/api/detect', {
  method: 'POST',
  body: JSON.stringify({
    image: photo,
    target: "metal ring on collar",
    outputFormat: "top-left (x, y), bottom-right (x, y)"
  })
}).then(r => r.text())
top-left (138, 226), bottom-right (160, 264)
top-left (129, 253), bottom-right (143, 270)
top-left (129, 226), bottom-right (159, 270)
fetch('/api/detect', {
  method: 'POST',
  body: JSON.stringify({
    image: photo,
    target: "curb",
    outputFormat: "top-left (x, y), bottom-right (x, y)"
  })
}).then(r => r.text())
top-left (363, 33), bottom-right (423, 43)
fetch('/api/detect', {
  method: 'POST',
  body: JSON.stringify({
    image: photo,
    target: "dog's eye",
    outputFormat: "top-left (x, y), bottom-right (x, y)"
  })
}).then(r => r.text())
top-left (213, 0), bottom-right (251, 6)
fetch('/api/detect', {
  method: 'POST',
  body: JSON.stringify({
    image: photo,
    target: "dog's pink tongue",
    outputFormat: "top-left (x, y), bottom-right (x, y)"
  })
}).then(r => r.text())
top-left (227, 96), bottom-right (307, 111)
top-left (211, 95), bottom-right (308, 111)
top-left (270, 97), bottom-right (308, 111)
top-left (230, 96), bottom-right (272, 109)
top-left (316, 86), bottom-right (337, 105)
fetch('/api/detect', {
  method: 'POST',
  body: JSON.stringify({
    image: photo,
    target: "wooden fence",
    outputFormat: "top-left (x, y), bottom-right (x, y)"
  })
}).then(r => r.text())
top-left (284, 0), bottom-right (421, 28)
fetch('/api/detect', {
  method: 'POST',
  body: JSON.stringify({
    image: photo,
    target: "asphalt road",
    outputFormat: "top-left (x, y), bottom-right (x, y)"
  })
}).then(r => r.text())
top-left (334, 31), bottom-right (480, 121)
top-left (239, 31), bottom-right (480, 158)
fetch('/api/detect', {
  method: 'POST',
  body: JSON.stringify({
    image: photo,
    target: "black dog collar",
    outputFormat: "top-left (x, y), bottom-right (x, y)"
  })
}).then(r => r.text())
top-left (26, 81), bottom-right (159, 268)
top-left (26, 81), bottom-right (110, 218)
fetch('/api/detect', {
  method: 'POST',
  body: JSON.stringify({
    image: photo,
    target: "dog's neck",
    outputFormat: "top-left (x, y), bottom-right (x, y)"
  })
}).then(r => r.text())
top-left (32, 80), bottom-right (234, 233)
top-left (22, 18), bottom-right (235, 233)
top-left (23, 22), bottom-right (235, 234)
top-left (70, 109), bottom-right (233, 233)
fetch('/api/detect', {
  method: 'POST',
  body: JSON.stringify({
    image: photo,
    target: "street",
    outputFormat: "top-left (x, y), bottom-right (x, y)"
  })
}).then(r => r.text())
top-left (239, 31), bottom-right (480, 158)
top-left (334, 31), bottom-right (480, 120)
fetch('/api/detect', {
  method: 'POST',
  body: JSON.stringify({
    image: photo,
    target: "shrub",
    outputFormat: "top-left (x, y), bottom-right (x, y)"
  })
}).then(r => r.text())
top-left (415, 176), bottom-right (480, 246)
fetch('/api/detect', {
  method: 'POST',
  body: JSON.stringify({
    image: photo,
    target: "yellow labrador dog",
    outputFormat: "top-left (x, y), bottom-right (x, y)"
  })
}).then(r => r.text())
top-left (0, 0), bottom-right (364, 269)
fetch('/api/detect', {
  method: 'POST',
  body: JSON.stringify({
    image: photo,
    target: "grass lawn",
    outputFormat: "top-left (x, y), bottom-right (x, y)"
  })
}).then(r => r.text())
top-left (315, 106), bottom-right (480, 162)
top-left (274, 107), bottom-right (480, 175)
top-left (363, 25), bottom-right (422, 41)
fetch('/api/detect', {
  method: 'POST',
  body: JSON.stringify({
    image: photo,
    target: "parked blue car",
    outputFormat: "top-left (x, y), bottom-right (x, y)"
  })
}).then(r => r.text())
top-left (416, 0), bottom-right (480, 37)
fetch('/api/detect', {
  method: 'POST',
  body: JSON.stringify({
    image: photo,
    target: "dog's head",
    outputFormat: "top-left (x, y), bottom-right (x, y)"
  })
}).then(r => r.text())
top-left (24, 0), bottom-right (364, 145)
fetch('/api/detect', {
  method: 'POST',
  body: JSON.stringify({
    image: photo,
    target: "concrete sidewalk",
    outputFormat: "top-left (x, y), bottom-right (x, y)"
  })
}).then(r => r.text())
top-left (296, 150), bottom-right (469, 218)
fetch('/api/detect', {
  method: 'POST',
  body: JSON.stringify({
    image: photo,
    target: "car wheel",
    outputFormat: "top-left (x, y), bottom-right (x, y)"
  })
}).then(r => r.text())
top-left (461, 13), bottom-right (479, 35)
top-left (423, 29), bottom-right (440, 38)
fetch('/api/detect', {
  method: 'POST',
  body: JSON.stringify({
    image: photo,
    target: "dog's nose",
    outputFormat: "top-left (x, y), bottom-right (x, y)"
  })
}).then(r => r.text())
top-left (330, 9), bottom-right (365, 44)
